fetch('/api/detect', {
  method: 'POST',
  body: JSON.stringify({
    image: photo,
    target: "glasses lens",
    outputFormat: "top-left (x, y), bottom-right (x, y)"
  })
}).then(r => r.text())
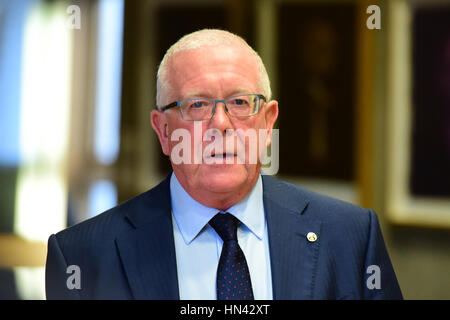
top-left (179, 98), bottom-right (214, 120)
top-left (226, 94), bottom-right (259, 117)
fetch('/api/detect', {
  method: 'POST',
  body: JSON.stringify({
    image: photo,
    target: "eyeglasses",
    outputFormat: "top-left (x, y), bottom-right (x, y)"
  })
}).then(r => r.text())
top-left (158, 94), bottom-right (266, 121)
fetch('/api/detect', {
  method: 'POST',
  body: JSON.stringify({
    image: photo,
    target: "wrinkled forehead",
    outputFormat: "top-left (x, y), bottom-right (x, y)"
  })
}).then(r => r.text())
top-left (166, 44), bottom-right (260, 89)
top-left (171, 43), bottom-right (257, 67)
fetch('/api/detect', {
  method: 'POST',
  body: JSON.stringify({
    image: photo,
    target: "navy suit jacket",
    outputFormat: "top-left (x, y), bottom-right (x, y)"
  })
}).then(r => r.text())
top-left (45, 175), bottom-right (402, 299)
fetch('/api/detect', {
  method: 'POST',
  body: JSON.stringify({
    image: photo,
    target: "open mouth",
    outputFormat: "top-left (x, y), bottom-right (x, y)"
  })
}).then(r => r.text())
top-left (210, 152), bottom-right (236, 158)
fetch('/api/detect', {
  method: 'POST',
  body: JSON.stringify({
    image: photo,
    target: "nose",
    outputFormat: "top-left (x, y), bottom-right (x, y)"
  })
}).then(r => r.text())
top-left (208, 101), bottom-right (233, 133)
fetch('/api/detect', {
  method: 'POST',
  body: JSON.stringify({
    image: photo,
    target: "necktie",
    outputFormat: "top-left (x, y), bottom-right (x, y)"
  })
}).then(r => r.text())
top-left (209, 212), bottom-right (254, 300)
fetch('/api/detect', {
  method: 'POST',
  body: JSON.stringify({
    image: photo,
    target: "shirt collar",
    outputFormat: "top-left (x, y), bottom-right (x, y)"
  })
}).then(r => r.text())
top-left (170, 172), bottom-right (265, 245)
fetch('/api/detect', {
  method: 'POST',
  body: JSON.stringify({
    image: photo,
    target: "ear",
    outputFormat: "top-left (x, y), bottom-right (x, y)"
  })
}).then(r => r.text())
top-left (151, 110), bottom-right (170, 156)
top-left (263, 100), bottom-right (279, 147)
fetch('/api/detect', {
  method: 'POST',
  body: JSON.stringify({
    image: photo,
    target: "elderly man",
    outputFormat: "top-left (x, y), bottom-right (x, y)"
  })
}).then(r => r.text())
top-left (46, 29), bottom-right (402, 300)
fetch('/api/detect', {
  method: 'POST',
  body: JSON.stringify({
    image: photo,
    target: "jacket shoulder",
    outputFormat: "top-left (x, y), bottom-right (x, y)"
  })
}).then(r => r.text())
top-left (53, 176), bottom-right (171, 248)
top-left (262, 175), bottom-right (371, 222)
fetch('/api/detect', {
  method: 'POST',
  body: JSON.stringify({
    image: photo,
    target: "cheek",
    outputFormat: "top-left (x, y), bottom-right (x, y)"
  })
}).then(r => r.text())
top-left (167, 121), bottom-right (207, 160)
top-left (238, 118), bottom-right (269, 142)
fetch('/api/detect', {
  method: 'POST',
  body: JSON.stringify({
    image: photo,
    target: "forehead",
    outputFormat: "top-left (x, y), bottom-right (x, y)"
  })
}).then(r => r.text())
top-left (166, 45), bottom-right (260, 97)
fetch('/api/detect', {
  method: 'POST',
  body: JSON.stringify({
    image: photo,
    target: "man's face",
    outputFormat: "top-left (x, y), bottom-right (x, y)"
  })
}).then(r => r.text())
top-left (151, 44), bottom-right (278, 207)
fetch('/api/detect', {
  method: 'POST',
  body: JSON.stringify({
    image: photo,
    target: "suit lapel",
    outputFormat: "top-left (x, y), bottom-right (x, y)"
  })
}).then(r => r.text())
top-left (262, 176), bottom-right (322, 299)
top-left (115, 175), bottom-right (180, 300)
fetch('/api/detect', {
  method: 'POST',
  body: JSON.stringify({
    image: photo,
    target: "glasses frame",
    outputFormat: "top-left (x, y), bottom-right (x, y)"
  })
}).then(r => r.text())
top-left (158, 94), bottom-right (266, 121)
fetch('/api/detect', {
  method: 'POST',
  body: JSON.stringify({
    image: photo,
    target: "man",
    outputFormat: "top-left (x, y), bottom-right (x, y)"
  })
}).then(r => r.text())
top-left (46, 29), bottom-right (402, 300)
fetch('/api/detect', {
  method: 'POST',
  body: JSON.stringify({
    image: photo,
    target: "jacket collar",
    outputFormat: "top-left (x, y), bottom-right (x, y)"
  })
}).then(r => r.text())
top-left (262, 175), bottom-right (322, 299)
top-left (116, 174), bottom-right (180, 299)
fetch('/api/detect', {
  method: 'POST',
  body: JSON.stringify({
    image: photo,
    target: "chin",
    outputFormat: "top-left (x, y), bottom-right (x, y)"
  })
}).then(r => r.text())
top-left (201, 164), bottom-right (250, 193)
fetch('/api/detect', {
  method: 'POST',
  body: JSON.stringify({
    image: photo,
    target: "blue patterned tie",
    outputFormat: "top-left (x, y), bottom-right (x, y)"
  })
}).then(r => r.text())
top-left (209, 212), bottom-right (254, 300)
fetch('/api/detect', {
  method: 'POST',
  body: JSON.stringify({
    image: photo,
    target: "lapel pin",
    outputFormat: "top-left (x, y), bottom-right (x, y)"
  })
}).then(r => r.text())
top-left (306, 232), bottom-right (318, 242)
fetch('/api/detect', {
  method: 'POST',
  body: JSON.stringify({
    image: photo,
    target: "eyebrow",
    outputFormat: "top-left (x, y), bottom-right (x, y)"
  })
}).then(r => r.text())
top-left (184, 87), bottom-right (253, 99)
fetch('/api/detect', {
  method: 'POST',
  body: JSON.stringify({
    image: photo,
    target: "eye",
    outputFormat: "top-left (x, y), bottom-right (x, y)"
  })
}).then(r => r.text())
top-left (229, 98), bottom-right (249, 106)
top-left (190, 101), bottom-right (206, 108)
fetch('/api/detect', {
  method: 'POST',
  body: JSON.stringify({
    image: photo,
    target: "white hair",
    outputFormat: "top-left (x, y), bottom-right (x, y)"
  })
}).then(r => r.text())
top-left (156, 29), bottom-right (272, 108)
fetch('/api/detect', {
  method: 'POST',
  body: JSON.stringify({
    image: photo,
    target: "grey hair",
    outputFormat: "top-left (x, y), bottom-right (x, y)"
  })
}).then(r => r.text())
top-left (156, 29), bottom-right (272, 108)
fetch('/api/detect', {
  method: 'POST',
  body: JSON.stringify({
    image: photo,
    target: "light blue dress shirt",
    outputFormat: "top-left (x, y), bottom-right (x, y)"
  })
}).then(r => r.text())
top-left (170, 172), bottom-right (273, 300)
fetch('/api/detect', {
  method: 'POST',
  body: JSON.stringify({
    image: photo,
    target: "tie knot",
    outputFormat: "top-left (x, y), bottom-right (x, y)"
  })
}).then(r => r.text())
top-left (209, 213), bottom-right (238, 242)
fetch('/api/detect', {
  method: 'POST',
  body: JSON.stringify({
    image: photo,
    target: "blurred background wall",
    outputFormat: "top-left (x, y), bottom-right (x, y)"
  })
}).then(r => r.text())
top-left (0, 0), bottom-right (449, 299)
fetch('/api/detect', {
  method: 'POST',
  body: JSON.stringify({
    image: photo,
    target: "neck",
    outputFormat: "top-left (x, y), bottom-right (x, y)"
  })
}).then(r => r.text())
top-left (174, 172), bottom-right (260, 211)
top-left (194, 187), bottom-right (254, 211)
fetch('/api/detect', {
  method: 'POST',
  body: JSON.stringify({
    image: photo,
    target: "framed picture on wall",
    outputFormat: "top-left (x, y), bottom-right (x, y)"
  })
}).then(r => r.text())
top-left (277, 2), bottom-right (357, 181)
top-left (386, 1), bottom-right (450, 228)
